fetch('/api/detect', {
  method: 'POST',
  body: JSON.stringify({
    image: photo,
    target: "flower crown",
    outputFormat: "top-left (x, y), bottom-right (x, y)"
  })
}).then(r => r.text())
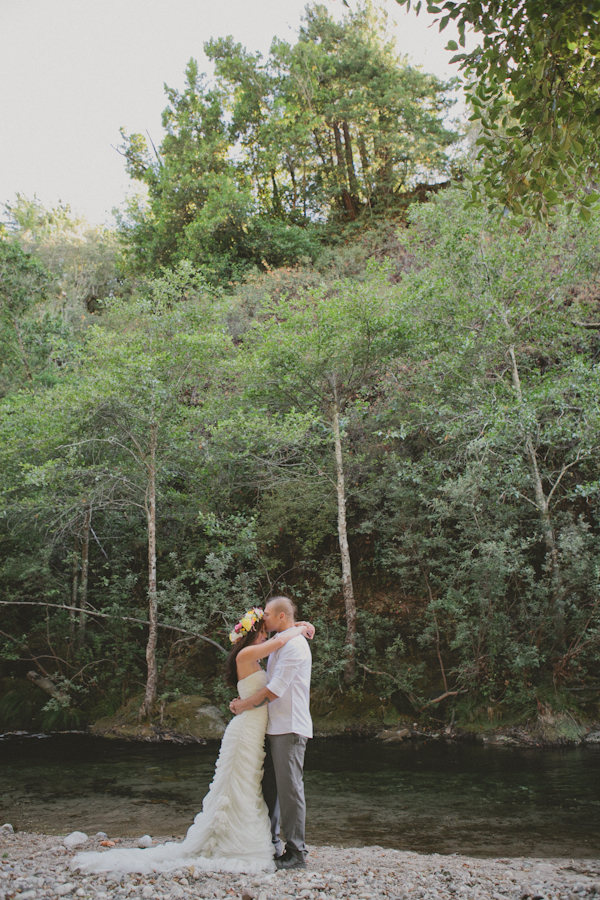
top-left (229, 607), bottom-right (264, 644)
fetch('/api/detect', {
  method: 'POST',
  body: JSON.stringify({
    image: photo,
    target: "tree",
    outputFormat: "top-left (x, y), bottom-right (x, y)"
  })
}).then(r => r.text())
top-left (382, 191), bottom-right (600, 691)
top-left (0, 237), bottom-right (63, 396)
top-left (242, 271), bottom-right (404, 681)
top-left (117, 4), bottom-right (457, 279)
top-left (4, 194), bottom-right (124, 317)
top-left (0, 263), bottom-right (226, 714)
top-left (209, 4), bottom-right (457, 221)
top-left (117, 60), bottom-right (257, 281)
top-left (397, 0), bottom-right (600, 219)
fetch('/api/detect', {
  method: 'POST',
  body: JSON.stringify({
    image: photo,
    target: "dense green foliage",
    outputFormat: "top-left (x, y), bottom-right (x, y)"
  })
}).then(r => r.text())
top-left (2, 187), bottom-right (600, 729)
top-left (397, 0), bottom-right (600, 219)
top-left (117, 4), bottom-right (456, 281)
top-left (2, 2), bottom-right (600, 732)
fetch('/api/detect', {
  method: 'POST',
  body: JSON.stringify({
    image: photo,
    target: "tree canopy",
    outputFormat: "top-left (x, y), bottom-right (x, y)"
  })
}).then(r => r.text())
top-left (397, 0), bottom-right (600, 219)
top-left (117, 3), bottom-right (457, 280)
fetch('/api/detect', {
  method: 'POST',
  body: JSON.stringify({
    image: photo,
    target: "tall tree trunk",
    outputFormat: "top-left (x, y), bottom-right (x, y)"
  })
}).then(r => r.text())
top-left (331, 386), bottom-right (356, 682)
top-left (290, 167), bottom-right (297, 211)
top-left (332, 122), bottom-right (357, 219)
top-left (70, 536), bottom-right (78, 642)
top-left (143, 424), bottom-right (159, 715)
top-left (77, 504), bottom-right (92, 648)
top-left (302, 158), bottom-right (307, 219)
top-left (271, 173), bottom-right (284, 218)
top-left (357, 134), bottom-right (370, 180)
top-left (342, 120), bottom-right (360, 199)
top-left (373, 126), bottom-right (393, 202)
top-left (357, 134), bottom-right (373, 209)
top-left (508, 344), bottom-right (564, 638)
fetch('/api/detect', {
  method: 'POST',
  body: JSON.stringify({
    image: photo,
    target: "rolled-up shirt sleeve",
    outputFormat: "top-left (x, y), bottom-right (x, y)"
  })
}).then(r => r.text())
top-left (267, 642), bottom-right (304, 698)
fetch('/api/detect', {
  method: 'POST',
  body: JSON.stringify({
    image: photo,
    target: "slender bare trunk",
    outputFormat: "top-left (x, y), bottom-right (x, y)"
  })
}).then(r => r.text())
top-left (302, 159), bottom-right (307, 219)
top-left (271, 173), bottom-right (283, 218)
top-left (70, 537), bottom-right (78, 642)
top-left (290, 167), bottom-right (297, 211)
top-left (342, 120), bottom-right (359, 199)
top-left (508, 344), bottom-right (564, 637)
top-left (77, 504), bottom-right (91, 647)
top-left (331, 388), bottom-right (356, 682)
top-left (143, 424), bottom-right (159, 715)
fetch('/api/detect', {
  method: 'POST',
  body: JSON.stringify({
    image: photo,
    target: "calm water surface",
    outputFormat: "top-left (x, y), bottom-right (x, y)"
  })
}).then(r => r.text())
top-left (0, 733), bottom-right (598, 858)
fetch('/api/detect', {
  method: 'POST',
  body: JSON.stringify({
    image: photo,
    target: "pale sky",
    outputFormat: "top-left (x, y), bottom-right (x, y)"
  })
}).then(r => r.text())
top-left (0, 0), bottom-right (471, 226)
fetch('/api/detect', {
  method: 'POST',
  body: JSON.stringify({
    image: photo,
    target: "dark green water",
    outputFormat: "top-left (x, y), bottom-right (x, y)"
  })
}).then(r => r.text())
top-left (1, 733), bottom-right (598, 858)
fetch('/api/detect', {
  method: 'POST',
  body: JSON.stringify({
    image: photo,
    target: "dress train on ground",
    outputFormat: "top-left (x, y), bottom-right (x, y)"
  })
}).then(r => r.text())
top-left (71, 671), bottom-right (275, 876)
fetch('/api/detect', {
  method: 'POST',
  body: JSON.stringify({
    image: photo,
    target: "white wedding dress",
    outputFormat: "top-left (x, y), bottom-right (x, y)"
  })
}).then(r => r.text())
top-left (71, 671), bottom-right (276, 876)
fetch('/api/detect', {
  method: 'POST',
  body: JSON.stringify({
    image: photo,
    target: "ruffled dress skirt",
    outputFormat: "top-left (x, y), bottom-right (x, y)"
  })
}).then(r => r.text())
top-left (71, 670), bottom-right (275, 875)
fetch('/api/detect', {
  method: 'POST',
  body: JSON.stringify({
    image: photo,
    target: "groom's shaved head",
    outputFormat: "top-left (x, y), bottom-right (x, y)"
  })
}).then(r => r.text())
top-left (266, 596), bottom-right (296, 621)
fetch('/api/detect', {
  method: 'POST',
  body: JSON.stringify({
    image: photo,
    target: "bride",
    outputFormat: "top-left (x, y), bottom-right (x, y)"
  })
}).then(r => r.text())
top-left (71, 607), bottom-right (314, 876)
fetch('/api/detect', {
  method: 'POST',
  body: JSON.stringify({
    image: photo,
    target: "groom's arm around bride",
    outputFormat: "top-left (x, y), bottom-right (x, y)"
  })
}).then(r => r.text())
top-left (230, 596), bottom-right (313, 870)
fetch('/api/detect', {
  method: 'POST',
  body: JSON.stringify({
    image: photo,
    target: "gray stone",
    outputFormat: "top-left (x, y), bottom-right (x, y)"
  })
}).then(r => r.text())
top-left (94, 833), bottom-right (108, 840)
top-left (375, 728), bottom-right (411, 742)
top-left (137, 835), bottom-right (153, 849)
top-left (63, 833), bottom-right (88, 849)
top-left (241, 888), bottom-right (256, 899)
top-left (0, 825), bottom-right (14, 834)
top-left (56, 884), bottom-right (75, 896)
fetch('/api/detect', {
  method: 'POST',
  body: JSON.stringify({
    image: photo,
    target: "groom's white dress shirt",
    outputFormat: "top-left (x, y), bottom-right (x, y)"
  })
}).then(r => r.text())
top-left (266, 632), bottom-right (312, 738)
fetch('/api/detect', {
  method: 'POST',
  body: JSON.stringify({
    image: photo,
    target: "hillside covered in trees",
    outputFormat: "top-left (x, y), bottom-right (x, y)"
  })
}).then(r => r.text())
top-left (2, 2), bottom-right (600, 735)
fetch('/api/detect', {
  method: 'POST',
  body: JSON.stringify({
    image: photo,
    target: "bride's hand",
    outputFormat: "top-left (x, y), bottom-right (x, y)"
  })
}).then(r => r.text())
top-left (297, 620), bottom-right (315, 640)
top-left (229, 697), bottom-right (242, 715)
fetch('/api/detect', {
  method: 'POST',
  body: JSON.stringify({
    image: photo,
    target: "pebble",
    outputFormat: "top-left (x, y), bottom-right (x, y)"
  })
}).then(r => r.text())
top-left (1, 831), bottom-right (598, 900)
top-left (0, 825), bottom-right (14, 834)
top-left (64, 832), bottom-right (88, 849)
top-left (138, 835), bottom-right (153, 849)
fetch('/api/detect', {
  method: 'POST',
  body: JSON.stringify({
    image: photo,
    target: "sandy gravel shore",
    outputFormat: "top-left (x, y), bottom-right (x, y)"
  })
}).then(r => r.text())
top-left (1, 830), bottom-right (599, 900)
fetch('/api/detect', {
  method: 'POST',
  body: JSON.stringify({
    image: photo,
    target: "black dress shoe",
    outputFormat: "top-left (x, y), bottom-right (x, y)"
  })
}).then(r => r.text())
top-left (275, 850), bottom-right (307, 870)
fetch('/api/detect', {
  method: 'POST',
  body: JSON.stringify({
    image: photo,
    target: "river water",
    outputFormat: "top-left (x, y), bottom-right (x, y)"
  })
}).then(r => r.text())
top-left (1, 733), bottom-right (598, 858)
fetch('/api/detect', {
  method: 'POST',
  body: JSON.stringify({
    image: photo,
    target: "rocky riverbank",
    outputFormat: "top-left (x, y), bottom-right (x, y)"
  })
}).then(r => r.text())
top-left (1, 830), bottom-right (599, 900)
top-left (86, 690), bottom-right (600, 748)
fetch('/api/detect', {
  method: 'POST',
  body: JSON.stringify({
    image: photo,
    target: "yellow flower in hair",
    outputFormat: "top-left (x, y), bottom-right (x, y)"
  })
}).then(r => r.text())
top-left (240, 616), bottom-right (253, 631)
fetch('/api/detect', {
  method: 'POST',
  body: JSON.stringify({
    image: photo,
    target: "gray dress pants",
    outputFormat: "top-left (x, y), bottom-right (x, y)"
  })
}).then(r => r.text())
top-left (262, 732), bottom-right (308, 861)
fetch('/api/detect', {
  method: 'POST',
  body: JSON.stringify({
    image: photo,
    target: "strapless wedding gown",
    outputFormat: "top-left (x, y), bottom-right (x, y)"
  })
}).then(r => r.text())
top-left (71, 671), bottom-right (275, 875)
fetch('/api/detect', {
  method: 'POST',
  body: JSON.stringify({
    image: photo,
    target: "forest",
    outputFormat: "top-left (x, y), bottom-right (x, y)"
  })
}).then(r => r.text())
top-left (2, 1), bottom-right (600, 734)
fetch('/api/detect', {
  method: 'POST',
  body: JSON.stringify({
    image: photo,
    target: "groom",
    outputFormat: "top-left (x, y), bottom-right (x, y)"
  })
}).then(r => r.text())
top-left (230, 596), bottom-right (313, 870)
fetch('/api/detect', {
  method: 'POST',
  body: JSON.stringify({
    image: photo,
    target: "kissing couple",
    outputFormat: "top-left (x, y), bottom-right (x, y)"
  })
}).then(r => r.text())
top-left (73, 596), bottom-right (315, 876)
